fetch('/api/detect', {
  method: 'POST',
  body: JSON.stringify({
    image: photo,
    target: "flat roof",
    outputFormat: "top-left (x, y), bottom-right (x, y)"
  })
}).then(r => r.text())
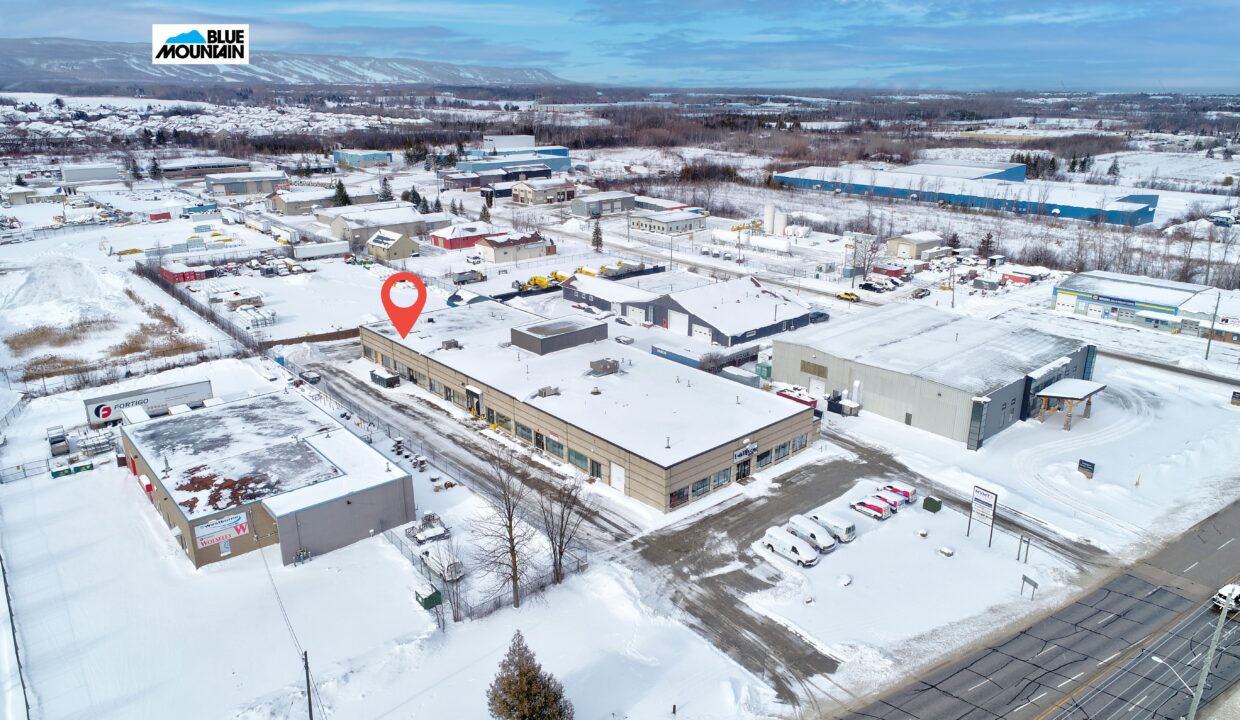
top-left (563, 274), bottom-right (659, 303)
top-left (364, 303), bottom-right (808, 466)
top-left (668, 276), bottom-right (810, 337)
top-left (781, 304), bottom-right (1088, 396)
top-left (205, 171), bottom-right (287, 181)
top-left (516, 315), bottom-right (605, 337)
top-left (121, 392), bottom-right (405, 519)
top-left (579, 191), bottom-right (636, 203)
top-left (1056, 270), bottom-right (1207, 309)
top-left (892, 160), bottom-right (1023, 180)
top-left (161, 156), bottom-right (247, 170)
top-left (644, 210), bottom-right (703, 223)
top-left (1036, 378), bottom-right (1107, 400)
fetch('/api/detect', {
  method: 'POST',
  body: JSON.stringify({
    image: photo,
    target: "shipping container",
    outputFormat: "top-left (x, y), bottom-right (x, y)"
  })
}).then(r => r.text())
top-left (292, 240), bottom-right (350, 259)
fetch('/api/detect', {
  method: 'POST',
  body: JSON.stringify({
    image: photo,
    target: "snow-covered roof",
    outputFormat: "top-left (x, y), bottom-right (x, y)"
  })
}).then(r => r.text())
top-left (316, 200), bottom-right (407, 219)
top-left (635, 195), bottom-right (688, 210)
top-left (121, 392), bottom-right (404, 519)
top-left (578, 191), bottom-right (635, 203)
top-left (643, 210), bottom-right (702, 223)
top-left (366, 229), bottom-right (405, 248)
top-left (898, 231), bottom-right (943, 243)
top-left (161, 156), bottom-right (247, 170)
top-left (273, 187), bottom-right (334, 202)
top-left (478, 231), bottom-right (546, 248)
top-left (891, 160), bottom-right (1023, 180)
top-left (1056, 271), bottom-right (1207, 309)
top-left (364, 302), bottom-right (808, 466)
top-left (667, 276), bottom-right (810, 337)
top-left (431, 222), bottom-right (496, 240)
top-left (563, 274), bottom-right (658, 304)
top-left (1179, 288), bottom-right (1240, 320)
top-left (514, 178), bottom-right (573, 191)
top-left (204, 171), bottom-right (287, 182)
top-left (781, 304), bottom-right (1088, 396)
top-left (1036, 378), bottom-right (1107, 400)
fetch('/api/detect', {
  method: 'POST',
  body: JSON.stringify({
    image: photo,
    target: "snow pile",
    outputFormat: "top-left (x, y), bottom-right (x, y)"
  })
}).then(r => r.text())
top-left (0, 257), bottom-right (128, 329)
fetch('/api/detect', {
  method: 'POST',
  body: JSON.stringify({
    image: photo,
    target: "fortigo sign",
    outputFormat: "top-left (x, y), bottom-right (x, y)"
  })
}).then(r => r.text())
top-left (152, 24), bottom-right (249, 65)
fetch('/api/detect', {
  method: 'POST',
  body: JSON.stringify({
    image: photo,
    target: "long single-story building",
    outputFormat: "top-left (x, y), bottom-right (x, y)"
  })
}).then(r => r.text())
top-left (120, 391), bottom-right (414, 568)
top-left (429, 222), bottom-right (500, 250)
top-left (511, 178), bottom-right (576, 205)
top-left (475, 231), bottom-right (555, 263)
top-left (359, 303), bottom-right (816, 512)
top-left (315, 201), bottom-right (450, 244)
top-left (560, 273), bottom-right (659, 322)
top-left (333, 149), bottom-right (393, 167)
top-left (61, 162), bottom-right (120, 185)
top-left (267, 186), bottom-right (379, 215)
top-left (160, 156), bottom-right (250, 179)
top-left (455, 153), bottom-right (572, 174)
top-left (204, 171), bottom-right (288, 196)
top-left (571, 191), bottom-right (636, 218)
top-left (628, 210), bottom-right (706, 235)
top-left (1053, 270), bottom-right (1240, 343)
top-left (772, 304), bottom-right (1097, 449)
top-left (650, 276), bottom-right (815, 347)
top-left (774, 161), bottom-right (1159, 225)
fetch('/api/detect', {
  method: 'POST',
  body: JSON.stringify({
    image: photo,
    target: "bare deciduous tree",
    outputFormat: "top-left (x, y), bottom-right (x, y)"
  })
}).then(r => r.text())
top-left (474, 452), bottom-right (536, 609)
top-left (538, 477), bottom-right (590, 584)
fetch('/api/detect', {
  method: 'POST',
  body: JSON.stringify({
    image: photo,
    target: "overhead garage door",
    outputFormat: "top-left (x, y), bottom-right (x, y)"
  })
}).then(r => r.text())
top-left (668, 310), bottom-right (689, 335)
top-left (1086, 303), bottom-right (1105, 319)
top-left (691, 324), bottom-right (713, 342)
top-left (626, 305), bottom-right (646, 323)
top-left (1054, 294), bottom-right (1077, 314)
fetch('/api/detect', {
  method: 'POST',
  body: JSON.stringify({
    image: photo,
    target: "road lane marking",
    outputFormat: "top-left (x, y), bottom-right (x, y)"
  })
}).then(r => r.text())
top-left (1129, 694), bottom-right (1148, 711)
top-left (1034, 692), bottom-right (1047, 702)
top-left (968, 679), bottom-right (990, 692)
top-left (1185, 561), bottom-right (1200, 572)
top-left (1035, 645), bottom-right (1056, 657)
top-left (1099, 651), bottom-right (1121, 665)
top-left (1220, 538), bottom-right (1235, 550)
top-left (1058, 672), bottom-right (1084, 688)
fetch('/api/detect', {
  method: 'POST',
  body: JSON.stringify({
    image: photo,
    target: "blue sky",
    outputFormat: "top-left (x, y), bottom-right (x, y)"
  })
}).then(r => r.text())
top-left (2, 0), bottom-right (1238, 90)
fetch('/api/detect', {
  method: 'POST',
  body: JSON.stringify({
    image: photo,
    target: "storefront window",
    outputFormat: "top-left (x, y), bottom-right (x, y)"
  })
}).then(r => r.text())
top-left (494, 412), bottom-right (513, 432)
top-left (589, 460), bottom-right (602, 478)
top-left (774, 442), bottom-right (790, 461)
top-left (791, 434), bottom-right (807, 452)
top-left (515, 423), bottom-right (533, 442)
top-left (545, 438), bottom-right (565, 458)
top-left (757, 449), bottom-right (772, 468)
top-left (669, 487), bottom-right (689, 508)
top-left (712, 468), bottom-right (731, 488)
top-left (692, 478), bottom-right (710, 497)
top-left (568, 449), bottom-right (589, 471)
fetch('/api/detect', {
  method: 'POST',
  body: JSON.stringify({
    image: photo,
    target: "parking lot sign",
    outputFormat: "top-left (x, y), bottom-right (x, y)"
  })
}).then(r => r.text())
top-left (967, 485), bottom-right (998, 547)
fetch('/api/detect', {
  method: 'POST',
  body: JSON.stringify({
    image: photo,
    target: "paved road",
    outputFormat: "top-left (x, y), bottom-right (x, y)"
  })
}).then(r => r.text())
top-left (839, 499), bottom-right (1240, 720)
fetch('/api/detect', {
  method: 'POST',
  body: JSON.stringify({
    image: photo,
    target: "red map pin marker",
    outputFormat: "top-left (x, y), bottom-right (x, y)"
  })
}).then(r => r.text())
top-left (381, 272), bottom-right (428, 339)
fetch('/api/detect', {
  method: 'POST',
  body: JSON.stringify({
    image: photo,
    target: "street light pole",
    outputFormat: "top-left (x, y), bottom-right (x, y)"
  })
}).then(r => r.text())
top-left (1205, 290), bottom-right (1222, 362)
top-left (1186, 606), bottom-right (1234, 720)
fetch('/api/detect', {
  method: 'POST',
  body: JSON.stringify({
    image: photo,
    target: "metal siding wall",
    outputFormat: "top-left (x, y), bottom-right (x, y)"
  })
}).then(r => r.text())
top-left (276, 478), bottom-right (414, 565)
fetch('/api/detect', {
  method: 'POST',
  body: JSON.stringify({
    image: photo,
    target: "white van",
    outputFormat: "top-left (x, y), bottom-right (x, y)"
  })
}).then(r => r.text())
top-left (807, 510), bottom-right (856, 543)
top-left (883, 482), bottom-right (917, 503)
top-left (872, 492), bottom-right (902, 513)
top-left (762, 526), bottom-right (819, 567)
top-left (787, 515), bottom-right (837, 554)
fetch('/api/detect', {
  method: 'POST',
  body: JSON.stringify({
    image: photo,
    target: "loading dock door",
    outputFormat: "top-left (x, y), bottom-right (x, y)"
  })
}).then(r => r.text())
top-left (609, 462), bottom-right (626, 495)
top-left (1054, 295), bottom-right (1076, 313)
top-left (809, 379), bottom-right (826, 397)
top-left (691, 324), bottom-right (713, 342)
top-left (626, 305), bottom-right (646, 323)
top-left (668, 310), bottom-right (690, 335)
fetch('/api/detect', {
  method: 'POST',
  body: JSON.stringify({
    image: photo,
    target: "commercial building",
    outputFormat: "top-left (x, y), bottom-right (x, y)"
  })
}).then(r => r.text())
top-left (455, 153), bottom-right (572, 174)
top-left (160, 156), bottom-right (250, 179)
top-left (772, 304), bottom-right (1096, 449)
top-left (570, 191), bottom-right (636, 218)
top-left (332, 149), bottom-right (393, 167)
top-left (267, 187), bottom-right (378, 215)
top-left (359, 302), bottom-right (816, 512)
top-left (204, 171), bottom-right (288, 196)
top-left (650, 276), bottom-right (814, 347)
top-left (467, 142), bottom-right (569, 159)
top-left (1053, 271), bottom-right (1240, 343)
top-left (275, 154), bottom-right (335, 176)
top-left (774, 160), bottom-right (1159, 225)
top-left (0, 185), bottom-right (35, 205)
top-left (475, 231), bottom-right (556, 263)
top-left (634, 196), bottom-right (691, 213)
top-left (628, 210), bottom-right (706, 235)
top-left (511, 178), bottom-right (576, 205)
top-left (560, 273), bottom-right (658, 321)
top-left (314, 201), bottom-right (450, 243)
top-left (366, 229), bottom-right (419, 261)
top-left (120, 391), bottom-right (414, 567)
top-left (430, 222), bottom-right (500, 250)
top-left (61, 162), bottom-right (120, 185)
top-left (481, 134), bottom-right (536, 154)
top-left (886, 231), bottom-right (945, 259)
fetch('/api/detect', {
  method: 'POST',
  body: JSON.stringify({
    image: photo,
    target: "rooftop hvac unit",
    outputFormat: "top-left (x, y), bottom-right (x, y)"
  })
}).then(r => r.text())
top-left (537, 386), bottom-right (560, 397)
top-left (441, 339), bottom-right (461, 350)
top-left (589, 358), bottom-right (620, 376)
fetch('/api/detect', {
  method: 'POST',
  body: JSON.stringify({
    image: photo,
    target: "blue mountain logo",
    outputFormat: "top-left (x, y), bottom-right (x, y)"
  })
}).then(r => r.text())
top-left (164, 30), bottom-right (206, 44)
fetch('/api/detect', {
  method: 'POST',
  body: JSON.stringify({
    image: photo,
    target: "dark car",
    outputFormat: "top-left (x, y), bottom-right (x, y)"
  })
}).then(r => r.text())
top-left (911, 288), bottom-right (931, 299)
top-left (614, 316), bottom-right (631, 326)
top-left (859, 281), bottom-right (885, 293)
top-left (808, 311), bottom-right (831, 323)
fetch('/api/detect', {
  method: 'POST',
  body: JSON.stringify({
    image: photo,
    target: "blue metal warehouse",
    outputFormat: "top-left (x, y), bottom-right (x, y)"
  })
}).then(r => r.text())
top-left (456, 153), bottom-right (572, 173)
top-left (774, 160), bottom-right (1158, 225)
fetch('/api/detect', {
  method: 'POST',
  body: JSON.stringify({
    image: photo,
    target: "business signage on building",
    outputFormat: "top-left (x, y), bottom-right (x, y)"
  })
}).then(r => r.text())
top-left (1056, 289), bottom-right (1177, 315)
top-left (967, 485), bottom-right (998, 547)
top-left (733, 442), bottom-right (758, 462)
top-left (152, 24), bottom-right (249, 65)
top-left (194, 511), bottom-right (249, 550)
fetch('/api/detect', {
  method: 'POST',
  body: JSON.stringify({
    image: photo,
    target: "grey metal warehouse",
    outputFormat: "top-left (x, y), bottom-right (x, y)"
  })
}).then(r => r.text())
top-left (772, 304), bottom-right (1097, 449)
top-left (120, 391), bottom-right (414, 567)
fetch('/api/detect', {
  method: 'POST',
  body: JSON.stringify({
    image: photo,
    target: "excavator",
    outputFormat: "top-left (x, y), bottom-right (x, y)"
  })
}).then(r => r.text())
top-left (548, 271), bottom-right (570, 285)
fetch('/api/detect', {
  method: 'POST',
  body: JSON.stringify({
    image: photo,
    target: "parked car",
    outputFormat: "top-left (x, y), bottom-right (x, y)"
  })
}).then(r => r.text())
top-left (836, 291), bottom-right (861, 303)
top-left (614, 335), bottom-right (635, 345)
top-left (786, 515), bottom-right (838, 554)
top-left (808, 310), bottom-right (831, 323)
top-left (911, 288), bottom-right (932, 299)
top-left (886, 276), bottom-right (905, 287)
top-left (859, 281), bottom-right (885, 293)
top-left (614, 316), bottom-right (631, 326)
top-left (851, 499), bottom-right (891, 520)
top-left (762, 526), bottom-right (819, 567)
top-left (298, 370), bottom-right (322, 384)
top-left (872, 492), bottom-right (903, 512)
top-left (1214, 584), bottom-right (1240, 612)
top-left (883, 482), bottom-right (918, 503)
top-left (807, 511), bottom-right (856, 543)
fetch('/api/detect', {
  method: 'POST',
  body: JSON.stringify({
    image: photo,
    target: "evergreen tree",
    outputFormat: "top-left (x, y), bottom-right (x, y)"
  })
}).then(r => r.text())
top-left (377, 176), bottom-right (394, 202)
top-left (13, 174), bottom-right (26, 187)
top-left (408, 186), bottom-right (421, 206)
top-left (400, 190), bottom-right (412, 202)
top-left (149, 157), bottom-right (162, 180)
top-left (433, 197), bottom-right (443, 213)
top-left (418, 197), bottom-right (430, 214)
top-left (334, 181), bottom-right (352, 206)
top-left (976, 231), bottom-right (995, 258)
top-left (127, 156), bottom-right (141, 179)
top-left (1107, 158), bottom-right (1120, 177)
top-left (946, 232), bottom-right (960, 249)
top-left (480, 204), bottom-right (491, 223)
top-left (591, 220), bottom-right (603, 252)
top-left (486, 631), bottom-right (574, 720)
top-left (1069, 152), bottom-right (1078, 173)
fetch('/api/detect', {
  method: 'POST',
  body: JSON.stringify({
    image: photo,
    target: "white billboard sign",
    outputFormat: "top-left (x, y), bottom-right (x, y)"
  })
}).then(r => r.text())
top-left (968, 485), bottom-right (998, 547)
top-left (194, 511), bottom-right (250, 550)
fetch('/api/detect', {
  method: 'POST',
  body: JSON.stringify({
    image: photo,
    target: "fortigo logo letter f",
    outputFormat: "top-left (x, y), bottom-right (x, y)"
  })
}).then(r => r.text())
top-left (152, 24), bottom-right (249, 65)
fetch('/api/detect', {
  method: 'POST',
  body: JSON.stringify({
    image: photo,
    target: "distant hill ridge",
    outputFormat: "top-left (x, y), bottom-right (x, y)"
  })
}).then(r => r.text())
top-left (0, 37), bottom-right (568, 87)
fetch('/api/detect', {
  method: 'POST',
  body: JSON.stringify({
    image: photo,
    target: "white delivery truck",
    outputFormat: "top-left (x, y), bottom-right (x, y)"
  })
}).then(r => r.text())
top-left (421, 546), bottom-right (465, 582)
top-left (83, 380), bottom-right (213, 427)
top-left (786, 515), bottom-right (838, 554)
top-left (806, 509), bottom-right (857, 543)
top-left (761, 526), bottom-right (819, 567)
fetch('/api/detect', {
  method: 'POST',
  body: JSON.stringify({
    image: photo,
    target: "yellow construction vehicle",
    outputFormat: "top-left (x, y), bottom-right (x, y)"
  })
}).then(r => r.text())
top-left (575, 266), bottom-right (597, 276)
top-left (527, 276), bottom-right (551, 289)
top-left (548, 271), bottom-right (569, 284)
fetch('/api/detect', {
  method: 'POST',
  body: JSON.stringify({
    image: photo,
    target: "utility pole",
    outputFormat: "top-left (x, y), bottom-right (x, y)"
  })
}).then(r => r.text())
top-left (1187, 606), bottom-right (1234, 719)
top-left (1205, 290), bottom-right (1221, 361)
top-left (304, 650), bottom-right (314, 720)
top-left (950, 265), bottom-right (957, 309)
